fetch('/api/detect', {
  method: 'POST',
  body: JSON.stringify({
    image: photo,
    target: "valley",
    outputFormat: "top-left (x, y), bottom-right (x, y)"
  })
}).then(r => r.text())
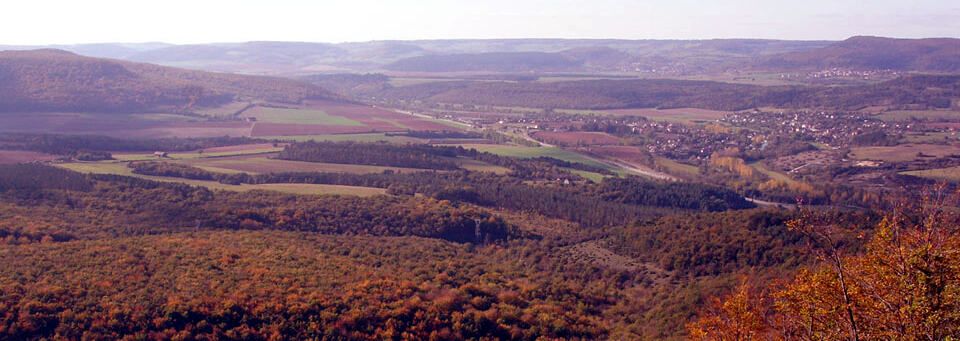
top-left (0, 33), bottom-right (958, 340)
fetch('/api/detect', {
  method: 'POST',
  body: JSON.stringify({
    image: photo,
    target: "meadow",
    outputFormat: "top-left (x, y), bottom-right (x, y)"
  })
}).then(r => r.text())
top-left (901, 166), bottom-right (960, 183)
top-left (874, 110), bottom-right (960, 122)
top-left (601, 108), bottom-right (728, 124)
top-left (530, 131), bottom-right (621, 146)
top-left (57, 160), bottom-right (387, 196)
top-left (849, 144), bottom-right (960, 162)
top-left (0, 150), bottom-right (58, 164)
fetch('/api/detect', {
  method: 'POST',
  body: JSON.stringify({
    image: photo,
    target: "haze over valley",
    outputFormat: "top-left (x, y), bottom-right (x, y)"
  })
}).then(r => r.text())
top-left (0, 1), bottom-right (959, 339)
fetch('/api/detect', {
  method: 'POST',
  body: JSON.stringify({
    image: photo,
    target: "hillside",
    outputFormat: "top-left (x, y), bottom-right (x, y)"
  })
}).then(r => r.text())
top-left (368, 74), bottom-right (960, 111)
top-left (0, 49), bottom-right (335, 113)
top-left (758, 36), bottom-right (960, 72)
top-left (385, 51), bottom-right (582, 72)
top-left (1, 39), bottom-right (830, 75)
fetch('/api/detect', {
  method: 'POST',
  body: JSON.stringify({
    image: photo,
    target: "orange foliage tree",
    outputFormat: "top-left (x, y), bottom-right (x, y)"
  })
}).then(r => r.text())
top-left (689, 191), bottom-right (960, 340)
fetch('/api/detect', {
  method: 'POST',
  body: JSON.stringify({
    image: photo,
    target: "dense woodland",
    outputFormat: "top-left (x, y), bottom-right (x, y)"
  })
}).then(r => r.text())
top-left (0, 163), bottom-right (818, 339)
top-left (368, 75), bottom-right (959, 111)
top-left (0, 49), bottom-right (333, 113)
top-left (0, 133), bottom-right (265, 156)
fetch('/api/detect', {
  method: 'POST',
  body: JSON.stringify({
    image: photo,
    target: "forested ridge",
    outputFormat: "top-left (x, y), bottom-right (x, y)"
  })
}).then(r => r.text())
top-left (0, 49), bottom-right (334, 113)
top-left (371, 75), bottom-right (960, 111)
top-left (0, 137), bottom-right (947, 339)
top-left (0, 163), bottom-right (802, 339)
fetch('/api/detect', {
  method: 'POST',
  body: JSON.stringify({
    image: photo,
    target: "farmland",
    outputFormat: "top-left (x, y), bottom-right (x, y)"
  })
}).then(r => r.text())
top-left (901, 166), bottom-right (960, 183)
top-left (249, 101), bottom-right (456, 136)
top-left (450, 144), bottom-right (614, 170)
top-left (56, 161), bottom-right (387, 196)
top-left (264, 133), bottom-right (428, 143)
top-left (0, 150), bottom-right (58, 164)
top-left (0, 101), bottom-right (459, 140)
top-left (874, 110), bottom-right (960, 122)
top-left (530, 131), bottom-right (621, 146)
top-left (181, 155), bottom-right (432, 175)
top-left (0, 112), bottom-right (253, 138)
top-left (241, 106), bottom-right (364, 125)
top-left (112, 144), bottom-right (284, 161)
top-left (849, 144), bottom-right (960, 162)
top-left (602, 108), bottom-right (729, 124)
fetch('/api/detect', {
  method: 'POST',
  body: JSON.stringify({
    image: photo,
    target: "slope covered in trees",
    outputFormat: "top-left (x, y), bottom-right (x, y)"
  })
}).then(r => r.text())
top-left (384, 52), bottom-right (582, 72)
top-left (0, 49), bottom-right (334, 113)
top-left (371, 75), bottom-right (960, 111)
top-left (690, 201), bottom-right (960, 340)
top-left (758, 36), bottom-right (960, 72)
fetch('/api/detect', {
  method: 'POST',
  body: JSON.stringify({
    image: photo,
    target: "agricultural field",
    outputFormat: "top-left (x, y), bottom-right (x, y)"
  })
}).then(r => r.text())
top-left (451, 144), bottom-right (615, 171)
top-left (250, 101), bottom-right (456, 137)
top-left (849, 144), bottom-right (960, 162)
top-left (0, 101), bottom-right (459, 141)
top-left (112, 143), bottom-right (284, 161)
top-left (265, 133), bottom-right (428, 144)
top-left (751, 162), bottom-right (804, 187)
top-left (56, 161), bottom-right (387, 197)
top-left (583, 145), bottom-right (652, 165)
top-left (874, 110), bottom-right (960, 122)
top-left (601, 108), bottom-right (729, 124)
top-left (654, 157), bottom-right (701, 179)
top-left (181, 155), bottom-right (432, 175)
top-left (531, 131), bottom-right (620, 146)
top-left (901, 131), bottom-right (958, 144)
top-left (901, 166), bottom-right (960, 183)
top-left (242, 106), bottom-right (364, 125)
top-left (0, 150), bottom-right (58, 164)
top-left (0, 112), bottom-right (252, 138)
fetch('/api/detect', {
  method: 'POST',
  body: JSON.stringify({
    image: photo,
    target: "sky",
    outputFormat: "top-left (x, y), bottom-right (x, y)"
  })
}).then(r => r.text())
top-left (1, 0), bottom-right (958, 45)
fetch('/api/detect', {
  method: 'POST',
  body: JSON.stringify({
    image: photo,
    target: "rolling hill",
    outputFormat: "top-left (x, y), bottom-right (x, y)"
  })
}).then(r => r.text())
top-left (0, 49), bottom-right (335, 113)
top-left (758, 36), bottom-right (960, 72)
top-left (367, 74), bottom-right (960, 111)
top-left (3, 39), bottom-right (831, 75)
top-left (384, 51), bottom-right (582, 72)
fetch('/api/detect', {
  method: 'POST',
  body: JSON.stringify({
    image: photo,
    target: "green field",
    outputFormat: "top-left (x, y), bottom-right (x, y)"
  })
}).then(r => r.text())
top-left (452, 144), bottom-right (616, 171)
top-left (655, 157), bottom-right (700, 179)
top-left (901, 166), bottom-right (960, 183)
top-left (850, 144), bottom-right (960, 162)
top-left (567, 169), bottom-right (607, 183)
top-left (112, 146), bottom-right (283, 161)
top-left (875, 110), bottom-right (960, 122)
top-left (264, 133), bottom-right (426, 144)
top-left (56, 162), bottom-right (386, 197)
top-left (184, 156), bottom-right (431, 175)
top-left (901, 132), bottom-right (959, 144)
top-left (242, 106), bottom-right (364, 125)
top-left (751, 162), bottom-right (802, 186)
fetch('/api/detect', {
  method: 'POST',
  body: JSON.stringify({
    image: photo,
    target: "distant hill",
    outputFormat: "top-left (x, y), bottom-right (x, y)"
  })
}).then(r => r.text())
top-left (385, 52), bottom-right (582, 72)
top-left (3, 39), bottom-right (830, 75)
top-left (8, 37), bottom-right (958, 75)
top-left (368, 74), bottom-right (960, 111)
top-left (0, 49), bottom-right (334, 113)
top-left (127, 42), bottom-right (349, 74)
top-left (758, 36), bottom-right (960, 72)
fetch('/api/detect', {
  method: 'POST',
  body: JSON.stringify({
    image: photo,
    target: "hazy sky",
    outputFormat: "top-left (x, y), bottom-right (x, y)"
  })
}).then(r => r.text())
top-left (2, 0), bottom-right (958, 45)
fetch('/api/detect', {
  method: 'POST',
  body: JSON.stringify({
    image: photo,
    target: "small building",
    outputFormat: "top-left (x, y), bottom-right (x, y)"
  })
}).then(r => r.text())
top-left (154, 151), bottom-right (168, 158)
